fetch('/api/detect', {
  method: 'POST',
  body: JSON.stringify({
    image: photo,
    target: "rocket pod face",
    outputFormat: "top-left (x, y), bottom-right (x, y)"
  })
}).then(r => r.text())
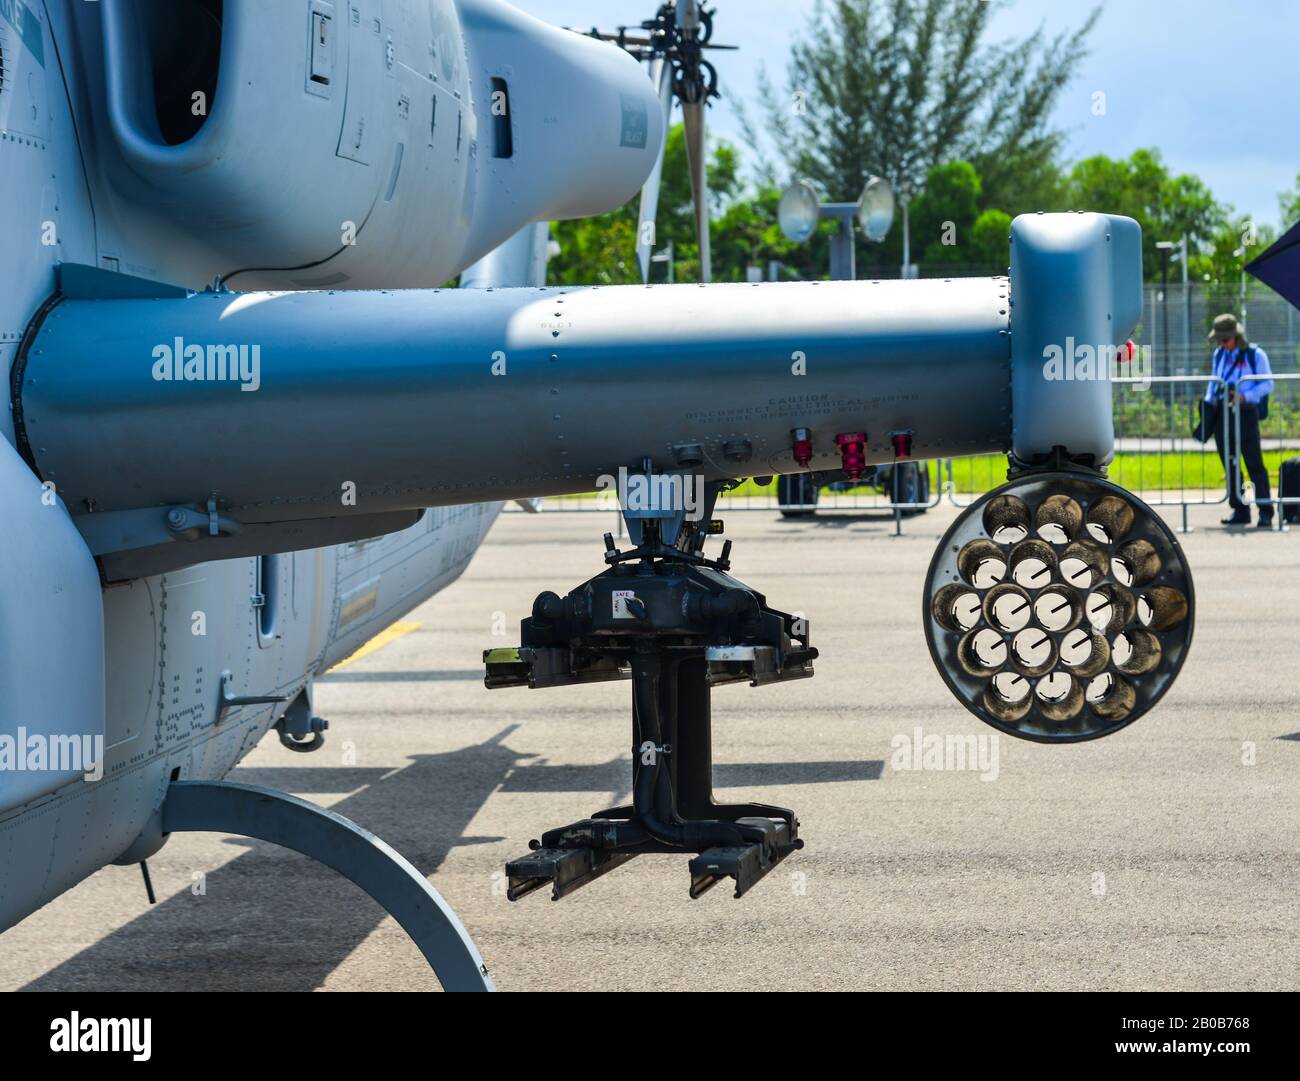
top-left (924, 473), bottom-right (1194, 743)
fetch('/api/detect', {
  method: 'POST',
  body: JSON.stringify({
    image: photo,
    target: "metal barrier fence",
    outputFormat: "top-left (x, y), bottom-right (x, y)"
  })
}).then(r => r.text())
top-left (503, 375), bottom-right (1299, 534)
top-left (738, 276), bottom-right (1298, 381)
top-left (1140, 280), bottom-right (1299, 383)
top-left (506, 464), bottom-right (946, 536)
top-left (928, 375), bottom-right (1236, 530)
top-left (1105, 374), bottom-right (1231, 533)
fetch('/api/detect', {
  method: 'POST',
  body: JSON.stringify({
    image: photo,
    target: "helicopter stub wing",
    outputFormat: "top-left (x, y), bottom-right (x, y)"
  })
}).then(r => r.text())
top-left (16, 214), bottom-right (1137, 574)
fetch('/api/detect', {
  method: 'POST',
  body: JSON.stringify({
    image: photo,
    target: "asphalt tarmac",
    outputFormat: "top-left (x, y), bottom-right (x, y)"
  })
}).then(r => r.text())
top-left (4, 501), bottom-right (1298, 992)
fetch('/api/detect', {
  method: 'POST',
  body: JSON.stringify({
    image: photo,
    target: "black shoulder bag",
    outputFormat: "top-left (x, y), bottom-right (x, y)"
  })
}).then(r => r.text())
top-left (1192, 348), bottom-right (1224, 443)
top-left (1192, 397), bottom-right (1221, 443)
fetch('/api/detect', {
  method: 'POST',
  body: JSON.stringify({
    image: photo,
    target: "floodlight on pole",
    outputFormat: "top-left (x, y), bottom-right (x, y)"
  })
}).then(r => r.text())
top-left (898, 183), bottom-right (915, 279)
top-left (858, 176), bottom-right (896, 243)
top-left (778, 179), bottom-right (821, 245)
top-left (1156, 240), bottom-right (1175, 368)
top-left (778, 175), bottom-right (896, 281)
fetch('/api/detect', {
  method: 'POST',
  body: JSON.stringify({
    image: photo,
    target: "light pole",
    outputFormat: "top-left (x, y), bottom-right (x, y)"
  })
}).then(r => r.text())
top-left (899, 184), bottom-right (914, 279)
top-left (1154, 240), bottom-right (1176, 451)
top-left (651, 241), bottom-right (675, 284)
top-left (1156, 240), bottom-right (1175, 373)
top-left (1234, 245), bottom-right (1248, 327)
top-left (825, 202), bottom-right (862, 281)
top-left (777, 176), bottom-right (896, 281)
top-left (1179, 233), bottom-right (1190, 376)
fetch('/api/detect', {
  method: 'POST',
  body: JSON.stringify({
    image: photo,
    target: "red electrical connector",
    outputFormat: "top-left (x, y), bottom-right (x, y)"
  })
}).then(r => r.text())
top-left (891, 431), bottom-right (913, 459)
top-left (835, 432), bottom-right (867, 481)
top-left (790, 427), bottom-right (814, 469)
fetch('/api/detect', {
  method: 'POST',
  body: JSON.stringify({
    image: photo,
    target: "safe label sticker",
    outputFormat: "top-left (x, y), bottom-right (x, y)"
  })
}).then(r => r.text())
top-left (613, 590), bottom-right (637, 619)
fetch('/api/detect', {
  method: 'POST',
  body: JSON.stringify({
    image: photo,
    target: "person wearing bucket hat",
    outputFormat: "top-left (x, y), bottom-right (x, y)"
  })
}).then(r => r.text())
top-left (1203, 314), bottom-right (1275, 526)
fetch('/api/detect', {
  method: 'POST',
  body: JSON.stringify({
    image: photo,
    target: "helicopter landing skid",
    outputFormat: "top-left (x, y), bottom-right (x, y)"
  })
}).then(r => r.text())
top-left (160, 780), bottom-right (493, 991)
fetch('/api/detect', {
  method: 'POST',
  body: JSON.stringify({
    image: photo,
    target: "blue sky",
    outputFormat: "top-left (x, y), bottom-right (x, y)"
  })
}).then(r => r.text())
top-left (508, 0), bottom-right (1299, 230)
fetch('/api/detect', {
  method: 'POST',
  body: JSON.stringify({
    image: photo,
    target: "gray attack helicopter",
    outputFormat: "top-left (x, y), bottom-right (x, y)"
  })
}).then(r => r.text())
top-left (0, 0), bottom-right (1194, 991)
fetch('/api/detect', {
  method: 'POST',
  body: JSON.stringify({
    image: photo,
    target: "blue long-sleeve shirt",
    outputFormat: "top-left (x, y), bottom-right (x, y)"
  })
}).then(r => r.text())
top-left (1204, 344), bottom-right (1274, 405)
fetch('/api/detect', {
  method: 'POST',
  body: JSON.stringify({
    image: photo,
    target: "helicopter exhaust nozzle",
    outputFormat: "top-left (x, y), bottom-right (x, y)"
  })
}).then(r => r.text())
top-left (89, 0), bottom-right (664, 290)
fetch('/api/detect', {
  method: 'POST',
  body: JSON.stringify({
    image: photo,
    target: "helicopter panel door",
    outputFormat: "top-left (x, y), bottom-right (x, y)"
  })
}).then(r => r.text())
top-left (0, 0), bottom-right (49, 142)
top-left (337, 0), bottom-right (383, 165)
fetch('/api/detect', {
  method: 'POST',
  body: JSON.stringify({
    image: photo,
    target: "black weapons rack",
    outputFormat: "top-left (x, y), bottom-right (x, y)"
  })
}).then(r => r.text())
top-left (485, 469), bottom-right (815, 901)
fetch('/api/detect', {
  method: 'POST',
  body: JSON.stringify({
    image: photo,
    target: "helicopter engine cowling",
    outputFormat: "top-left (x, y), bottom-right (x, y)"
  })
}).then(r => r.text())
top-left (84, 0), bottom-right (662, 291)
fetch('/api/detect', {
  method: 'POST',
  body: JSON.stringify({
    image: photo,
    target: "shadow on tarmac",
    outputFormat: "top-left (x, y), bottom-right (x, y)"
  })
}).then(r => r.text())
top-left (21, 728), bottom-right (879, 991)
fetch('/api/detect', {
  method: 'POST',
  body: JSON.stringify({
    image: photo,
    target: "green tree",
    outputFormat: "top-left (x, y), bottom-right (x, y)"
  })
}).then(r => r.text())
top-left (977, 154), bottom-right (1067, 222)
top-left (739, 0), bottom-right (1097, 221)
top-left (547, 213), bottom-right (641, 286)
top-left (970, 209), bottom-right (1014, 270)
top-left (548, 129), bottom-right (1243, 286)
top-left (1280, 174), bottom-right (1300, 228)
top-left (711, 186), bottom-right (829, 282)
top-left (1197, 216), bottom-right (1277, 294)
top-left (1065, 149), bottom-right (1227, 279)
top-left (548, 123), bottom-right (741, 285)
top-left (909, 160), bottom-right (982, 267)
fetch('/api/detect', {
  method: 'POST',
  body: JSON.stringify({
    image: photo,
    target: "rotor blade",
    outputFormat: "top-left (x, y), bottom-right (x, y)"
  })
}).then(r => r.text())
top-left (682, 99), bottom-right (712, 283)
top-left (636, 58), bottom-right (674, 284)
